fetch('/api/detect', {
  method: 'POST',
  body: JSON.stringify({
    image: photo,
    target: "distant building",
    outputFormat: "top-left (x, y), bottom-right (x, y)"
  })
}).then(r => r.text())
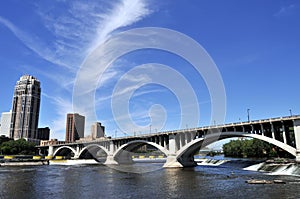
top-left (91, 122), bottom-right (105, 139)
top-left (65, 113), bottom-right (85, 142)
top-left (78, 135), bottom-right (93, 142)
top-left (0, 111), bottom-right (12, 137)
top-left (37, 127), bottom-right (50, 140)
top-left (10, 75), bottom-right (41, 140)
top-left (40, 139), bottom-right (65, 146)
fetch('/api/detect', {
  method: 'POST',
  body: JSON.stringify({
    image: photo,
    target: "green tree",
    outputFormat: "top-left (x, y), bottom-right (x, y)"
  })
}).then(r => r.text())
top-left (223, 138), bottom-right (287, 158)
top-left (0, 139), bottom-right (36, 155)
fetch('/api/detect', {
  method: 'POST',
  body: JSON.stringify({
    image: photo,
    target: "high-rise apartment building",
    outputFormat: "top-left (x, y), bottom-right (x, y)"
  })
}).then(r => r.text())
top-left (10, 75), bottom-right (41, 140)
top-left (37, 127), bottom-right (50, 140)
top-left (0, 111), bottom-right (12, 137)
top-left (65, 113), bottom-right (85, 142)
top-left (91, 122), bottom-right (105, 139)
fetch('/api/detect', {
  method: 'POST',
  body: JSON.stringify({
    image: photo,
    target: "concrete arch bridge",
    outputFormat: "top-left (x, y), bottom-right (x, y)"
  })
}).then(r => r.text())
top-left (39, 116), bottom-right (300, 168)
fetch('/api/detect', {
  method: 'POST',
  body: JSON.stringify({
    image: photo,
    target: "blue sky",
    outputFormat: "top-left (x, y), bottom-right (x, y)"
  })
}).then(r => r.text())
top-left (0, 0), bottom-right (300, 140)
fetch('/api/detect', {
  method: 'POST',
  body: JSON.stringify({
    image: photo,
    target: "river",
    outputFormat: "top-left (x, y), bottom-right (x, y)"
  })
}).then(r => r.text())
top-left (0, 160), bottom-right (299, 199)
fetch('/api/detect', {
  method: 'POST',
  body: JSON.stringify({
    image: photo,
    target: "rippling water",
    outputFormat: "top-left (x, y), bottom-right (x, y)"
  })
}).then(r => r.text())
top-left (0, 162), bottom-right (299, 199)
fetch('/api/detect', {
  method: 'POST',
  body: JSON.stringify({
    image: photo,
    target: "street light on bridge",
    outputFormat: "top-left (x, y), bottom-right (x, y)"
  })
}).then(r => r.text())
top-left (247, 109), bottom-right (250, 122)
top-left (289, 109), bottom-right (293, 117)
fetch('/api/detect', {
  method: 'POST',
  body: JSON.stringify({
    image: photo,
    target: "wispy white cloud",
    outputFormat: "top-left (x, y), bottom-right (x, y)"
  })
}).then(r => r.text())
top-left (1, 0), bottom-right (152, 69)
top-left (35, 0), bottom-right (152, 67)
top-left (43, 0), bottom-right (153, 139)
top-left (274, 4), bottom-right (296, 17)
top-left (1, 0), bottom-right (154, 139)
top-left (89, 0), bottom-right (152, 52)
top-left (0, 16), bottom-right (73, 70)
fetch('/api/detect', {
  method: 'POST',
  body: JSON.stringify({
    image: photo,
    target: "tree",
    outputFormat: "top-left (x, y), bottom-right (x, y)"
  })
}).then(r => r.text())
top-left (222, 138), bottom-right (289, 158)
top-left (0, 139), bottom-right (36, 155)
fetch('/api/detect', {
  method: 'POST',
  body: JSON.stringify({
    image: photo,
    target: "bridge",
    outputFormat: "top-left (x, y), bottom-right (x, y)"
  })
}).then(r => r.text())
top-left (38, 115), bottom-right (300, 167)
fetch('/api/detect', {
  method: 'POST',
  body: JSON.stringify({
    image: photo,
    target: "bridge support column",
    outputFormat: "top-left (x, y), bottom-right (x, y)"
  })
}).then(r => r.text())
top-left (104, 141), bottom-right (118, 165)
top-left (104, 155), bottom-right (118, 165)
top-left (73, 145), bottom-right (80, 159)
top-left (48, 146), bottom-right (54, 156)
top-left (270, 122), bottom-right (275, 139)
top-left (293, 119), bottom-right (300, 162)
top-left (163, 155), bottom-right (183, 168)
top-left (260, 124), bottom-right (265, 136)
top-left (282, 122), bottom-right (287, 144)
top-left (296, 152), bottom-right (300, 162)
top-left (163, 135), bottom-right (183, 168)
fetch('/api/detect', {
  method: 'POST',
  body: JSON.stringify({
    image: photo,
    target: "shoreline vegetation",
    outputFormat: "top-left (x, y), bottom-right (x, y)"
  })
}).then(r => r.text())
top-left (222, 138), bottom-right (293, 159)
top-left (0, 137), bottom-right (36, 155)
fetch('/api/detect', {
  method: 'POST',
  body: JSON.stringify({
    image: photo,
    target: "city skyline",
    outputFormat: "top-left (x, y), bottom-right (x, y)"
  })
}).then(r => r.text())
top-left (1, 1), bottom-right (300, 140)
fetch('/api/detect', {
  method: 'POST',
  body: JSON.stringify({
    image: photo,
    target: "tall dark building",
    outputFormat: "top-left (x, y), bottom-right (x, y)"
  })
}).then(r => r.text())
top-left (66, 113), bottom-right (85, 142)
top-left (37, 127), bottom-right (50, 140)
top-left (10, 75), bottom-right (41, 140)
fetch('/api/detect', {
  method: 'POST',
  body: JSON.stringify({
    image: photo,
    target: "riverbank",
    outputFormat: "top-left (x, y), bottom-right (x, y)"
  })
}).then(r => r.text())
top-left (0, 161), bottom-right (48, 166)
top-left (0, 155), bottom-right (49, 166)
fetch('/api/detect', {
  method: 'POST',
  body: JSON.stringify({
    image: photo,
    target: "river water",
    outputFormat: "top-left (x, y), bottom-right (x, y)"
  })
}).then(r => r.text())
top-left (0, 160), bottom-right (299, 199)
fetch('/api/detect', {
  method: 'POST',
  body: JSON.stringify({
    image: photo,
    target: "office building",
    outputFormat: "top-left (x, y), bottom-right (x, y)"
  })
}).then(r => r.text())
top-left (65, 113), bottom-right (85, 142)
top-left (91, 122), bottom-right (105, 139)
top-left (0, 111), bottom-right (12, 137)
top-left (37, 127), bottom-right (50, 140)
top-left (10, 75), bottom-right (41, 140)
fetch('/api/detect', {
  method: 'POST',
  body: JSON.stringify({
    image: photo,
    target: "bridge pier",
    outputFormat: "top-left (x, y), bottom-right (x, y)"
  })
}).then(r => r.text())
top-left (162, 135), bottom-right (182, 168)
top-left (296, 151), bottom-right (300, 162)
top-left (48, 146), bottom-right (54, 156)
top-left (293, 119), bottom-right (300, 162)
top-left (73, 145), bottom-right (80, 159)
top-left (163, 155), bottom-right (183, 168)
top-left (104, 155), bottom-right (118, 165)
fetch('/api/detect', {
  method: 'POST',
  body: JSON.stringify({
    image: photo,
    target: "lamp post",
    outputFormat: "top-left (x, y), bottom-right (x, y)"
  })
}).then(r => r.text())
top-left (289, 109), bottom-right (293, 117)
top-left (247, 109), bottom-right (250, 122)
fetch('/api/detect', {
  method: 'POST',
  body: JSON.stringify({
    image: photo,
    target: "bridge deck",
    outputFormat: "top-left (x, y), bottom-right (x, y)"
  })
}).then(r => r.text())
top-left (38, 115), bottom-right (300, 147)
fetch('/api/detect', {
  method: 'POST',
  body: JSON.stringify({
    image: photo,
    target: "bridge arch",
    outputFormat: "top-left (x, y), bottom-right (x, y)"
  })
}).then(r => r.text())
top-left (176, 131), bottom-right (297, 163)
top-left (53, 146), bottom-right (77, 157)
top-left (113, 140), bottom-right (170, 163)
top-left (78, 144), bottom-right (109, 159)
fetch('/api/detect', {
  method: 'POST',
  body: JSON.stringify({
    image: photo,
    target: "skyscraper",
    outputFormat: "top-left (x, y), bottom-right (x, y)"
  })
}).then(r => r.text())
top-left (37, 127), bottom-right (50, 140)
top-left (0, 111), bottom-right (12, 137)
top-left (10, 75), bottom-right (41, 140)
top-left (66, 113), bottom-right (85, 142)
top-left (91, 122), bottom-right (105, 139)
